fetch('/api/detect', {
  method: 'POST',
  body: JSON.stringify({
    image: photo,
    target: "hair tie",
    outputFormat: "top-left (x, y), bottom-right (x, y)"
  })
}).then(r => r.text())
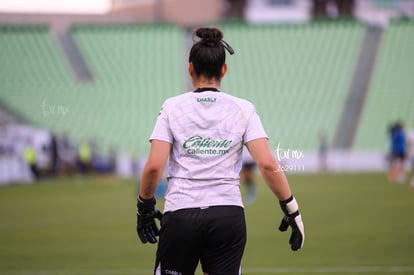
top-left (221, 40), bottom-right (234, 55)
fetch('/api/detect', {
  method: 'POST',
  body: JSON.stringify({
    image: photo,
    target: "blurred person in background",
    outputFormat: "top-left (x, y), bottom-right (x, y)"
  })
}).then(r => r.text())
top-left (89, 141), bottom-right (115, 175)
top-left (58, 133), bottom-right (77, 176)
top-left (0, 128), bottom-right (17, 184)
top-left (108, 145), bottom-right (118, 174)
top-left (23, 138), bottom-right (39, 180)
top-left (318, 130), bottom-right (329, 173)
top-left (49, 133), bottom-right (59, 176)
top-left (407, 121), bottom-right (414, 188)
top-left (241, 148), bottom-right (257, 204)
top-left (388, 121), bottom-right (406, 183)
top-left (77, 140), bottom-right (92, 175)
top-left (225, 0), bottom-right (247, 19)
top-left (136, 27), bottom-right (304, 275)
top-left (312, 0), bottom-right (355, 18)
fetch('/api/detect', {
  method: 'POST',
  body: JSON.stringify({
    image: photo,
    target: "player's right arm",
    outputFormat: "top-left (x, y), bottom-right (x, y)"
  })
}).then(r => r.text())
top-left (137, 140), bottom-right (171, 244)
top-left (245, 138), bottom-right (305, 251)
top-left (139, 140), bottom-right (171, 199)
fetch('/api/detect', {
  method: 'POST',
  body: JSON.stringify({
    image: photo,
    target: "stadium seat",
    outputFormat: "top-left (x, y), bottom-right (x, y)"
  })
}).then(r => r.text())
top-left (354, 20), bottom-right (414, 151)
top-left (3, 21), bottom-right (412, 155)
top-left (220, 21), bottom-right (364, 151)
top-left (0, 24), bottom-right (184, 154)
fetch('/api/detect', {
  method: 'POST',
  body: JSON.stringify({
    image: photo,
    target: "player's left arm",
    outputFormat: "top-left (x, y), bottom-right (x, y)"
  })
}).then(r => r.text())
top-left (246, 138), bottom-right (305, 251)
top-left (139, 139), bottom-right (171, 199)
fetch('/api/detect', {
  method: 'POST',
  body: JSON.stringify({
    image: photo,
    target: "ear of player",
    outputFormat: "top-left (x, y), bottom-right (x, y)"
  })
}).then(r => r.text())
top-left (279, 195), bottom-right (305, 251)
top-left (137, 196), bottom-right (163, 244)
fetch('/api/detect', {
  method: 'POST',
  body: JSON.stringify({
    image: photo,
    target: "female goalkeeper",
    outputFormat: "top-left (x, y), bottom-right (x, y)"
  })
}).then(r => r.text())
top-left (136, 27), bottom-right (305, 275)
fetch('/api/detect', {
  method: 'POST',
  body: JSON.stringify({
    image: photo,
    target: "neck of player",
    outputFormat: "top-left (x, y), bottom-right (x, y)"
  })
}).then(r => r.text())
top-left (192, 76), bottom-right (221, 90)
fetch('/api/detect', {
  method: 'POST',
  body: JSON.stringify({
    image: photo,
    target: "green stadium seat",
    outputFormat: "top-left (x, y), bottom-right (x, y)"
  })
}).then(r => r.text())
top-left (3, 21), bottom-right (411, 155)
top-left (354, 20), bottom-right (414, 151)
top-left (220, 22), bottom-right (364, 151)
top-left (0, 24), bottom-right (184, 154)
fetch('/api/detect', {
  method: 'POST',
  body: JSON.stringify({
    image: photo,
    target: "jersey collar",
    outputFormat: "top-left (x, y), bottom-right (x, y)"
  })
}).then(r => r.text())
top-left (193, 87), bottom-right (220, 93)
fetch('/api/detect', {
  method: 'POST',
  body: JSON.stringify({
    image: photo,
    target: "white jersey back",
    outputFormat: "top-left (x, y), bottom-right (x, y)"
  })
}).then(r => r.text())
top-left (150, 90), bottom-right (267, 212)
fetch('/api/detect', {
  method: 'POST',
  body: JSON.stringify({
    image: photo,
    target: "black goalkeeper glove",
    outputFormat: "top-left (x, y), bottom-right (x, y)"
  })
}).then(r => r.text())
top-left (137, 196), bottom-right (163, 244)
top-left (278, 195), bottom-right (305, 251)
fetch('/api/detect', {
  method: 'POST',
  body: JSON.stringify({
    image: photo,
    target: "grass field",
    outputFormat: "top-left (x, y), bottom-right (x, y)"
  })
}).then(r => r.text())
top-left (0, 173), bottom-right (413, 275)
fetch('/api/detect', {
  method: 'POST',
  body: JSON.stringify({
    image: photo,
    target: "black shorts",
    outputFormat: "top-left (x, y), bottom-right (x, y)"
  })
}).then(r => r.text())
top-left (155, 206), bottom-right (246, 275)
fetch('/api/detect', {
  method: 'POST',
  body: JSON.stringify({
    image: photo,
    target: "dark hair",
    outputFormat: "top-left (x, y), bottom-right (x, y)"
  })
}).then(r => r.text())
top-left (189, 27), bottom-right (233, 80)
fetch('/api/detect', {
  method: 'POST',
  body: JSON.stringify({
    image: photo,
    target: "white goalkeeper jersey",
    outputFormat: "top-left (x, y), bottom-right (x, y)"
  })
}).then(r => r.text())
top-left (149, 89), bottom-right (268, 212)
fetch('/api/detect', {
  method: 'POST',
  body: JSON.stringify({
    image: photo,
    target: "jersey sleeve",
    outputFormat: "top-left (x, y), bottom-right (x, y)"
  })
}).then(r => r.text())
top-left (243, 110), bottom-right (268, 144)
top-left (149, 101), bottom-right (173, 144)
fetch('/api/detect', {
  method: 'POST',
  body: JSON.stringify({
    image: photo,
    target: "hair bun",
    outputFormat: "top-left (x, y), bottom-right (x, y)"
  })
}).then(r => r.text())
top-left (195, 28), bottom-right (223, 45)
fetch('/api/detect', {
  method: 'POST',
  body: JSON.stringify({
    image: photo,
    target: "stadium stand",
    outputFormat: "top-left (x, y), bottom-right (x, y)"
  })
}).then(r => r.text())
top-left (2, 21), bottom-right (412, 157)
top-left (220, 21), bottom-right (364, 151)
top-left (0, 24), bottom-right (184, 154)
top-left (353, 19), bottom-right (414, 151)
top-left (71, 24), bottom-right (184, 154)
top-left (0, 25), bottom-right (74, 128)
top-left (332, 24), bottom-right (383, 150)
